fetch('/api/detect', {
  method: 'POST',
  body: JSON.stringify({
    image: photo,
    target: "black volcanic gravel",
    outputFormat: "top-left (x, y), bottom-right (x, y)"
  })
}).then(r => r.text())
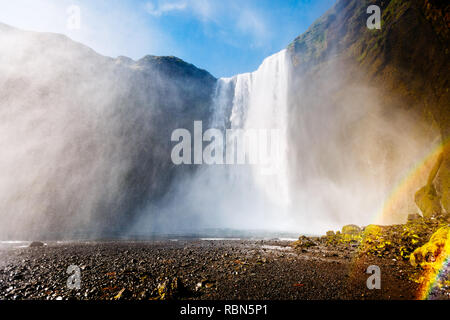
top-left (0, 240), bottom-right (420, 300)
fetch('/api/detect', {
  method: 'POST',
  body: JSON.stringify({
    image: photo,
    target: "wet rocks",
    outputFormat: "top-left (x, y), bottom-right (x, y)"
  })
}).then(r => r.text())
top-left (29, 242), bottom-right (45, 248)
top-left (326, 231), bottom-right (335, 237)
top-left (0, 239), bottom-right (422, 300)
top-left (195, 278), bottom-right (215, 291)
top-left (152, 277), bottom-right (187, 300)
top-left (291, 236), bottom-right (317, 249)
top-left (114, 288), bottom-right (132, 300)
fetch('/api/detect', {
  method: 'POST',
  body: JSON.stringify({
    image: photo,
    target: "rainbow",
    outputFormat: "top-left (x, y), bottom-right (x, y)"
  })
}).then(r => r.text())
top-left (377, 138), bottom-right (446, 224)
top-left (416, 229), bottom-right (450, 300)
top-left (349, 137), bottom-right (449, 299)
top-left (383, 138), bottom-right (449, 300)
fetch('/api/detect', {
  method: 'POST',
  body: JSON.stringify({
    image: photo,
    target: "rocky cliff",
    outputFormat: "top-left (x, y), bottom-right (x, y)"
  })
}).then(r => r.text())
top-left (287, 0), bottom-right (449, 221)
top-left (0, 23), bottom-right (216, 239)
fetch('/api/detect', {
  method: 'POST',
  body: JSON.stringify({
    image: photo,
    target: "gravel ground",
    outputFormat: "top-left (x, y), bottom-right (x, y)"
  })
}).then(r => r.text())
top-left (0, 240), bottom-right (420, 300)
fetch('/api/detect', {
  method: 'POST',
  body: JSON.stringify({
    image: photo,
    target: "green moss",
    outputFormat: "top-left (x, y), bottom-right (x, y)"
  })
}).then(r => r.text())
top-left (382, 0), bottom-right (409, 26)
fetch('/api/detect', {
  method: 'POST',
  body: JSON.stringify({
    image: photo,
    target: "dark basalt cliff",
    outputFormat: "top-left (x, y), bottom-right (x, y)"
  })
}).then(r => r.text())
top-left (0, 23), bottom-right (216, 238)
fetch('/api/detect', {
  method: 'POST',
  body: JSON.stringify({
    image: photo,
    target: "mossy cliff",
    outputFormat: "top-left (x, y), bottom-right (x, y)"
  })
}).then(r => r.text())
top-left (291, 1), bottom-right (449, 294)
top-left (287, 0), bottom-right (449, 217)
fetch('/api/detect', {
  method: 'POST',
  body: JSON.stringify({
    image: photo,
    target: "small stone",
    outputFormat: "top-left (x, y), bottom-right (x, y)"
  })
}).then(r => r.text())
top-left (114, 288), bottom-right (131, 300)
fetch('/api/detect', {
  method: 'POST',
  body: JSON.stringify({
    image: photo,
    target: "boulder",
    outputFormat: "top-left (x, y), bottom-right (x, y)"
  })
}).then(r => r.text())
top-left (342, 225), bottom-right (361, 235)
top-left (363, 224), bottom-right (382, 236)
top-left (326, 231), bottom-right (335, 237)
top-left (415, 152), bottom-right (444, 218)
top-left (415, 184), bottom-right (442, 218)
top-left (292, 236), bottom-right (317, 249)
top-left (410, 226), bottom-right (450, 267)
top-left (29, 241), bottom-right (44, 247)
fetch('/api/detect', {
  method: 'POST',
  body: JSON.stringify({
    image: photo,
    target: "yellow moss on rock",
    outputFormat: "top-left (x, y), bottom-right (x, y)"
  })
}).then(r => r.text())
top-left (363, 224), bottom-right (382, 236)
top-left (410, 226), bottom-right (450, 267)
top-left (342, 224), bottom-right (361, 235)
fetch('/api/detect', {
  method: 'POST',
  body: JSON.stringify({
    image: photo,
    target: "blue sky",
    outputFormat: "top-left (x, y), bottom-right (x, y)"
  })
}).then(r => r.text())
top-left (0, 0), bottom-right (335, 77)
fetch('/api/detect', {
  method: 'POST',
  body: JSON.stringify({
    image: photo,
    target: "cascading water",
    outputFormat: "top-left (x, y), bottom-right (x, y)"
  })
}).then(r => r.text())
top-left (201, 47), bottom-right (439, 235)
top-left (127, 50), bottom-right (296, 235)
top-left (206, 49), bottom-right (294, 230)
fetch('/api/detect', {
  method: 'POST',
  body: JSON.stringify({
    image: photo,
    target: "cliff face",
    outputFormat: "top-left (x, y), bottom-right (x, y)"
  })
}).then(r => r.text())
top-left (287, 0), bottom-right (449, 220)
top-left (0, 23), bottom-right (216, 239)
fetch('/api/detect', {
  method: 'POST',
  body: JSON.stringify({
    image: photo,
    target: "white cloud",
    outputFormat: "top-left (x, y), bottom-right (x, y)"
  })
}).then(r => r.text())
top-left (145, 1), bottom-right (188, 17)
top-left (145, 0), bottom-right (216, 22)
top-left (0, 0), bottom-right (175, 60)
top-left (188, 0), bottom-right (215, 22)
top-left (236, 9), bottom-right (268, 47)
top-left (145, 0), bottom-right (269, 47)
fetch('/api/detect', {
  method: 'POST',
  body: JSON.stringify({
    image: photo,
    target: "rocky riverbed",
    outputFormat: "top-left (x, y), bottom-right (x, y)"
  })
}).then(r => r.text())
top-left (0, 239), bottom-right (420, 300)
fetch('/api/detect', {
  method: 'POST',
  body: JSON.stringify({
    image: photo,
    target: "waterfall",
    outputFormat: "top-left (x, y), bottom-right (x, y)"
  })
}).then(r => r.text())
top-left (227, 50), bottom-right (290, 207)
top-left (205, 47), bottom-right (438, 235)
top-left (134, 47), bottom-right (438, 236)
top-left (207, 49), bottom-right (293, 229)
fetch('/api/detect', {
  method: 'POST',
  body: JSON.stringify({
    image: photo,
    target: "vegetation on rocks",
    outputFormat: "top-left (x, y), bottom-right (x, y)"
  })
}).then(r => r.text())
top-left (408, 225), bottom-right (450, 296)
top-left (359, 217), bottom-right (449, 260)
top-left (316, 214), bottom-right (450, 261)
top-left (410, 226), bottom-right (450, 268)
top-left (292, 236), bottom-right (318, 250)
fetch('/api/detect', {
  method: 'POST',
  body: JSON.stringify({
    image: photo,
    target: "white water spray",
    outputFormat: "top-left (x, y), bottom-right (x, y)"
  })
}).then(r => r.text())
top-left (225, 50), bottom-right (290, 205)
top-left (205, 48), bottom-right (439, 235)
top-left (208, 50), bottom-right (293, 229)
